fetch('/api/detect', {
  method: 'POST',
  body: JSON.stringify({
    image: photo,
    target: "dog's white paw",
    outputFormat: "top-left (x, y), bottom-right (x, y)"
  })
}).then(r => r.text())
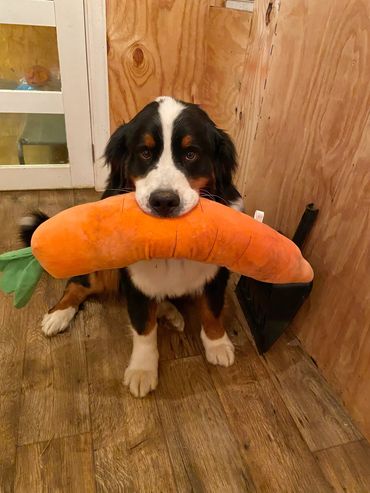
top-left (205, 343), bottom-right (235, 367)
top-left (124, 368), bottom-right (158, 398)
top-left (158, 301), bottom-right (184, 332)
top-left (201, 329), bottom-right (235, 367)
top-left (41, 307), bottom-right (76, 337)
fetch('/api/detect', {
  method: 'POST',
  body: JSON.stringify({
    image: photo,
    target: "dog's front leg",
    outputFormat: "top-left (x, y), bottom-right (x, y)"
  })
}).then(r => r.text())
top-left (200, 268), bottom-right (235, 367)
top-left (124, 282), bottom-right (159, 398)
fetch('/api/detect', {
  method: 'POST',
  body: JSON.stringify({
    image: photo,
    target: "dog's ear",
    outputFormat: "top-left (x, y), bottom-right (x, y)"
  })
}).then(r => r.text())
top-left (213, 128), bottom-right (238, 193)
top-left (103, 124), bottom-right (130, 197)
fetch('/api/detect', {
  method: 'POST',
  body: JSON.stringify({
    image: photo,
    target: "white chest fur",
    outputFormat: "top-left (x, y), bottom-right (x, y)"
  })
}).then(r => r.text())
top-left (128, 259), bottom-right (219, 300)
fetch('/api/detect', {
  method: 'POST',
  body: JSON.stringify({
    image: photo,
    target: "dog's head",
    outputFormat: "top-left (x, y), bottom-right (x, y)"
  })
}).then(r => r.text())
top-left (104, 96), bottom-right (237, 217)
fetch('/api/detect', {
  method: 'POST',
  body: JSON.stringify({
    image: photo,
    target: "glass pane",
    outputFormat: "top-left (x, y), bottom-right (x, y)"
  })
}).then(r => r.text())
top-left (0, 113), bottom-right (69, 165)
top-left (0, 24), bottom-right (61, 91)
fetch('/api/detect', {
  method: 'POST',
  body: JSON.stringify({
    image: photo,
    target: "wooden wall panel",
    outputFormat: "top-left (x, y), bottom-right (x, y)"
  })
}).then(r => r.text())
top-left (107, 0), bottom-right (209, 130)
top-left (199, 0), bottom-right (277, 191)
top-left (236, 0), bottom-right (370, 438)
top-left (233, 0), bottom-right (276, 190)
top-left (201, 7), bottom-right (252, 136)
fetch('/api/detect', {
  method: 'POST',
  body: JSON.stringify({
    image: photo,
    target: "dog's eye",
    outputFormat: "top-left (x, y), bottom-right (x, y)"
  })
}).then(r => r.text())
top-left (185, 151), bottom-right (198, 162)
top-left (140, 149), bottom-right (152, 160)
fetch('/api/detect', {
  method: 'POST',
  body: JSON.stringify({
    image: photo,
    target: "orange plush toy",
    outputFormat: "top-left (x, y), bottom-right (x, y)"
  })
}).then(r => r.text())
top-left (32, 192), bottom-right (313, 283)
top-left (0, 193), bottom-right (313, 308)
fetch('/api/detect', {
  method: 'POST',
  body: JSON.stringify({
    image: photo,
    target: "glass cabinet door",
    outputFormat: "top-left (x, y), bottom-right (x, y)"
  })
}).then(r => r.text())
top-left (0, 0), bottom-right (94, 190)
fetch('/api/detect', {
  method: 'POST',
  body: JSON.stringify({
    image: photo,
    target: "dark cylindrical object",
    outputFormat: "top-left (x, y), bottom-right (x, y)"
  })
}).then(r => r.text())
top-left (292, 203), bottom-right (319, 249)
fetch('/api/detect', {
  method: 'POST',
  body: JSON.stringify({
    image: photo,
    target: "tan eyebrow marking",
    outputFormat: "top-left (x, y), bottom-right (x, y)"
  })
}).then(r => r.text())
top-left (144, 133), bottom-right (156, 148)
top-left (188, 177), bottom-right (210, 190)
top-left (181, 135), bottom-right (192, 148)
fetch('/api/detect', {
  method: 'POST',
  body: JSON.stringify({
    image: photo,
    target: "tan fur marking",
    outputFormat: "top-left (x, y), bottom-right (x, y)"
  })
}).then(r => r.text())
top-left (144, 133), bottom-right (155, 148)
top-left (49, 270), bottom-right (120, 313)
top-left (89, 270), bottom-right (120, 294)
top-left (49, 283), bottom-right (91, 313)
top-left (188, 177), bottom-right (211, 190)
top-left (181, 135), bottom-right (192, 148)
top-left (142, 301), bottom-right (158, 335)
top-left (199, 295), bottom-right (225, 340)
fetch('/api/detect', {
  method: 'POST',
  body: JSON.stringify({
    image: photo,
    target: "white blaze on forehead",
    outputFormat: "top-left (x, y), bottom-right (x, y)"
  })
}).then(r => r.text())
top-left (156, 96), bottom-right (185, 156)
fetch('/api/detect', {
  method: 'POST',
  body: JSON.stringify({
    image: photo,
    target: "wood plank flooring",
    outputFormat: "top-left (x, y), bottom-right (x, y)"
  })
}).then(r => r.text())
top-left (0, 190), bottom-right (369, 492)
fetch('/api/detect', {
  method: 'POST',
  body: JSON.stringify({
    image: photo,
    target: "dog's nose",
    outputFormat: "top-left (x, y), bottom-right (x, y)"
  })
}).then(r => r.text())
top-left (149, 190), bottom-right (180, 216)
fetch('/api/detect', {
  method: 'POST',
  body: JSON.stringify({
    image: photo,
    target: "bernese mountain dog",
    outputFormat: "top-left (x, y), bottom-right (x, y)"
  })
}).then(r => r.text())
top-left (21, 96), bottom-right (244, 397)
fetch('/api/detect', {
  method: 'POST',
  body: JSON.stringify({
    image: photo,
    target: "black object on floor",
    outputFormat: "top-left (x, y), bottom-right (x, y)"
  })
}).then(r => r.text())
top-left (236, 204), bottom-right (319, 353)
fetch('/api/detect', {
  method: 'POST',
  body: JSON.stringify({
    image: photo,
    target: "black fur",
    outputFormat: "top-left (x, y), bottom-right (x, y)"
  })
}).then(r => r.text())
top-left (173, 102), bottom-right (238, 200)
top-left (204, 267), bottom-right (230, 318)
top-left (19, 211), bottom-right (49, 246)
top-left (67, 275), bottom-right (90, 288)
top-left (102, 101), bottom-right (161, 199)
top-left (120, 269), bottom-right (151, 335)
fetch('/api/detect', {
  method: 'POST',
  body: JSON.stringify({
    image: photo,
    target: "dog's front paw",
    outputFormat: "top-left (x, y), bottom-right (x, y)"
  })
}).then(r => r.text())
top-left (124, 368), bottom-right (158, 398)
top-left (201, 329), bottom-right (235, 367)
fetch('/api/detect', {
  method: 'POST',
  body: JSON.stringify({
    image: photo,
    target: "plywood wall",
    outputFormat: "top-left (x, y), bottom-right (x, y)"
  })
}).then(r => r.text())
top-left (237, 0), bottom-right (370, 439)
top-left (107, 0), bottom-right (370, 439)
top-left (106, 0), bottom-right (209, 130)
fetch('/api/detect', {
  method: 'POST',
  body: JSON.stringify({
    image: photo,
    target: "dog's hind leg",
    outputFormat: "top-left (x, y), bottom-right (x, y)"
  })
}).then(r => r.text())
top-left (41, 270), bottom-right (119, 337)
top-left (157, 300), bottom-right (185, 332)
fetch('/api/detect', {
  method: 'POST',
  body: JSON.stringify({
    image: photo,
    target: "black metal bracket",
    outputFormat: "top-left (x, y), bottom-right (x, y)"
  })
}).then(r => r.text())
top-left (236, 204), bottom-right (319, 353)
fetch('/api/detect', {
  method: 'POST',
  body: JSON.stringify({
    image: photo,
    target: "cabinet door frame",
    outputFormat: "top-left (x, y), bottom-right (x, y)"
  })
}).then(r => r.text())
top-left (84, 0), bottom-right (110, 192)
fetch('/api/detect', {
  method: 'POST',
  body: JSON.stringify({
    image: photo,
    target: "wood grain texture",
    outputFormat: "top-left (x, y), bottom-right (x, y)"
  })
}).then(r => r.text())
top-left (0, 292), bottom-right (32, 395)
top-left (15, 434), bottom-right (95, 493)
top-left (156, 356), bottom-right (253, 492)
top-left (17, 191), bottom-right (90, 445)
top-left (85, 302), bottom-right (177, 492)
top-left (233, 0), bottom-right (277, 191)
top-left (209, 352), bottom-right (331, 492)
top-left (201, 7), bottom-right (252, 135)
top-left (263, 333), bottom-right (362, 452)
top-left (157, 301), bottom-right (202, 361)
top-left (17, 308), bottom-right (90, 445)
top-left (209, 0), bottom-right (225, 6)
top-left (0, 192), bottom-right (41, 492)
top-left (228, 287), bottom-right (363, 451)
top-left (315, 440), bottom-right (370, 492)
top-left (72, 188), bottom-right (100, 206)
top-left (235, 0), bottom-right (370, 439)
top-left (107, 0), bottom-right (209, 130)
top-left (0, 194), bottom-right (45, 396)
top-left (0, 393), bottom-right (19, 493)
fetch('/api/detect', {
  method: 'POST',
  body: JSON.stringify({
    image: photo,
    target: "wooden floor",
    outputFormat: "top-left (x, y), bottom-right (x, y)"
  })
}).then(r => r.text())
top-left (1, 190), bottom-right (370, 493)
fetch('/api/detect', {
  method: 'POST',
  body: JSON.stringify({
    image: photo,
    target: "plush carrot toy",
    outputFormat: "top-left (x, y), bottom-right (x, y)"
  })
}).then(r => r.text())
top-left (0, 192), bottom-right (313, 307)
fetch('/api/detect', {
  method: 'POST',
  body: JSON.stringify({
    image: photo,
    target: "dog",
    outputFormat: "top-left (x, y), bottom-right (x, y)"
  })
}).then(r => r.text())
top-left (20, 96), bottom-right (244, 397)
